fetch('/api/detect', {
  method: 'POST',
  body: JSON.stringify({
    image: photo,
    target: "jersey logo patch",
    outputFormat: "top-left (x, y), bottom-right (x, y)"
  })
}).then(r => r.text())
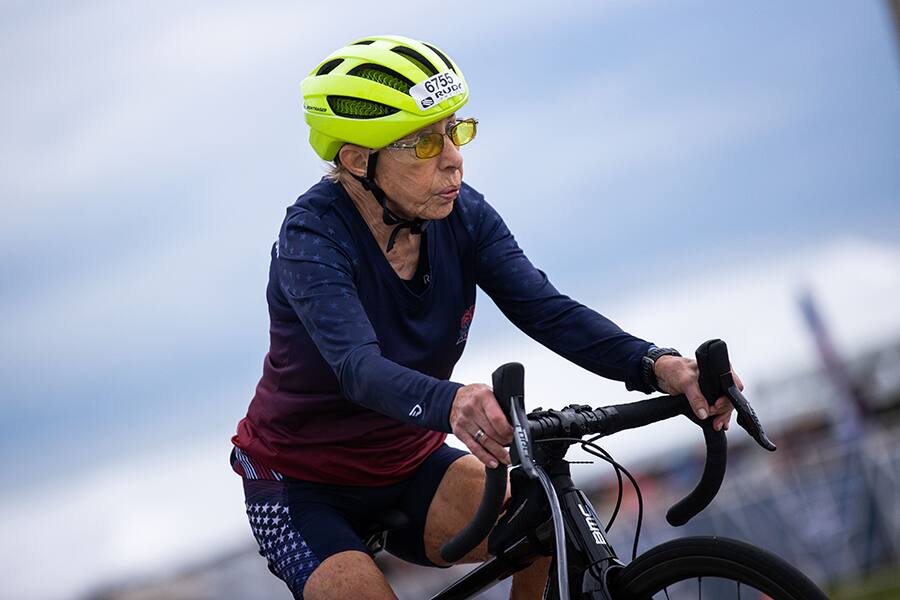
top-left (457, 304), bottom-right (475, 345)
top-left (409, 404), bottom-right (423, 418)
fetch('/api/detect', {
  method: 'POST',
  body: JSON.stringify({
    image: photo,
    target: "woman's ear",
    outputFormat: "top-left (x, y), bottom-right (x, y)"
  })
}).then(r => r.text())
top-left (338, 145), bottom-right (370, 177)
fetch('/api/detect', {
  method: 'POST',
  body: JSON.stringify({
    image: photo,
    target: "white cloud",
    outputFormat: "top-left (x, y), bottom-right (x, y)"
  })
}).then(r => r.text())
top-left (0, 438), bottom-right (247, 600)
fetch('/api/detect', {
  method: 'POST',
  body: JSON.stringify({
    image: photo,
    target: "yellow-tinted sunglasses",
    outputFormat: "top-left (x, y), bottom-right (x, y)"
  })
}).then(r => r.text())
top-left (386, 118), bottom-right (478, 159)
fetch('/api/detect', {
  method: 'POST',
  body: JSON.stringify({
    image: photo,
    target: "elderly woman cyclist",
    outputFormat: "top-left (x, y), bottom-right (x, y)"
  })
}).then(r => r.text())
top-left (230, 35), bottom-right (737, 600)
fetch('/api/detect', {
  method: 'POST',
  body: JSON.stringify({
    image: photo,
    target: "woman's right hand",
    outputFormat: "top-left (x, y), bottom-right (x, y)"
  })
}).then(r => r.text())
top-left (449, 384), bottom-right (513, 469)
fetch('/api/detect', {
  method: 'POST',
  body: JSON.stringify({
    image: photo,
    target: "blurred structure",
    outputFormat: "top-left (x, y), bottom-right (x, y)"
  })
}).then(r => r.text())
top-left (798, 289), bottom-right (868, 439)
top-left (889, 0), bottom-right (900, 61)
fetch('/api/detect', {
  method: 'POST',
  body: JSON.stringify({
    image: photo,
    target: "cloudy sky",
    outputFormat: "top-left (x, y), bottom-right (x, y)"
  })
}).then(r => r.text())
top-left (1, 1), bottom-right (899, 598)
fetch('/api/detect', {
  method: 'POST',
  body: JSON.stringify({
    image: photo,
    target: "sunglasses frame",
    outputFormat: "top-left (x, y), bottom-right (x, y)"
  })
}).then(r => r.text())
top-left (385, 118), bottom-right (478, 159)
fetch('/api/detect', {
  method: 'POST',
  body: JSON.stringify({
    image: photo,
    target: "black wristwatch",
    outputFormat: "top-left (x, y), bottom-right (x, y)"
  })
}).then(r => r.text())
top-left (641, 346), bottom-right (682, 392)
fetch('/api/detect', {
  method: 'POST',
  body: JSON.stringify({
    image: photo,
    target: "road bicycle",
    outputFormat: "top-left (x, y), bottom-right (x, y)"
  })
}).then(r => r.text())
top-left (365, 339), bottom-right (828, 599)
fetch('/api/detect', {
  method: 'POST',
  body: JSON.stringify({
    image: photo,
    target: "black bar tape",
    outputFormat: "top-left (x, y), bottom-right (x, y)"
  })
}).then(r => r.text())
top-left (601, 395), bottom-right (686, 436)
top-left (440, 464), bottom-right (508, 563)
top-left (664, 339), bottom-right (732, 525)
top-left (666, 421), bottom-right (727, 526)
top-left (440, 363), bottom-right (522, 563)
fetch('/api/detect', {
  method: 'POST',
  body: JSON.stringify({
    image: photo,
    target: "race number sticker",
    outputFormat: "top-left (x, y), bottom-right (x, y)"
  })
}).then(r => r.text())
top-left (410, 70), bottom-right (465, 111)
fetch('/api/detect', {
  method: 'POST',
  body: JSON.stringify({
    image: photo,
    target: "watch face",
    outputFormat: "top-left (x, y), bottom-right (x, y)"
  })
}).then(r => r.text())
top-left (641, 355), bottom-right (658, 391)
top-left (649, 347), bottom-right (681, 361)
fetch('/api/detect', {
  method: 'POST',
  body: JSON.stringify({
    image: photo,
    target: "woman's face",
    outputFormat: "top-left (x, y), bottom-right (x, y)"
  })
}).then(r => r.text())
top-left (374, 115), bottom-right (464, 221)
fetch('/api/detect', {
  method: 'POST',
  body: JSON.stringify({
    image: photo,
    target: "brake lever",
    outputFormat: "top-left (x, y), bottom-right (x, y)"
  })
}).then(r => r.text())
top-left (723, 376), bottom-right (776, 451)
top-left (509, 394), bottom-right (539, 479)
top-left (696, 339), bottom-right (776, 453)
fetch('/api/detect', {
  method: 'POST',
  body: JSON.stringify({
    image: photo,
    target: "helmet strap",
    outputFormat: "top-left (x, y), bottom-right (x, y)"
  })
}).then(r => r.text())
top-left (349, 151), bottom-right (428, 253)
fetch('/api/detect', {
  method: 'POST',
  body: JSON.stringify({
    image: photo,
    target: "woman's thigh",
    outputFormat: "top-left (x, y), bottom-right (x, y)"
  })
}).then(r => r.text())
top-left (422, 454), bottom-right (510, 565)
top-left (382, 443), bottom-right (469, 567)
top-left (242, 478), bottom-right (391, 599)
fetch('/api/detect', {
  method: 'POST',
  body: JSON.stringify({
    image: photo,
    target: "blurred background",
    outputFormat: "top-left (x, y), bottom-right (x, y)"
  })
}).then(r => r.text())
top-left (2, 0), bottom-right (899, 598)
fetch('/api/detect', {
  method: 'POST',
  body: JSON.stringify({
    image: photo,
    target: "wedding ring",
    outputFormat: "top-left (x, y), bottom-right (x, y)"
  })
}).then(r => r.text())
top-left (474, 429), bottom-right (486, 444)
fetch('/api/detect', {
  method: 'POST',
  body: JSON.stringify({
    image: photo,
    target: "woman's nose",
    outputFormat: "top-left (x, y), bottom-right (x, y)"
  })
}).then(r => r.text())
top-left (439, 133), bottom-right (464, 169)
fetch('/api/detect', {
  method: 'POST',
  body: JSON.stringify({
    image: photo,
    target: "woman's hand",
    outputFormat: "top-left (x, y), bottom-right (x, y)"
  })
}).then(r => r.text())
top-left (449, 384), bottom-right (513, 468)
top-left (653, 356), bottom-right (744, 431)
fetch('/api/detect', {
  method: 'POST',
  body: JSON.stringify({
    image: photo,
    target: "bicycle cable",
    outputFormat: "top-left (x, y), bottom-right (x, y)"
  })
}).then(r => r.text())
top-left (586, 433), bottom-right (623, 533)
top-left (536, 437), bottom-right (645, 561)
top-left (581, 440), bottom-right (644, 561)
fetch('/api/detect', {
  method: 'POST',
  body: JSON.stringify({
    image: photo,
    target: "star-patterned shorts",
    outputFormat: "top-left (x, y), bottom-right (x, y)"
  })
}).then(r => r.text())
top-left (239, 444), bottom-right (468, 599)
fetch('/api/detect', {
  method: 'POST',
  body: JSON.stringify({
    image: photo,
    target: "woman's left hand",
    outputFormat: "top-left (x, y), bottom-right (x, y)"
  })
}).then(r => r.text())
top-left (449, 383), bottom-right (513, 469)
top-left (653, 356), bottom-right (743, 431)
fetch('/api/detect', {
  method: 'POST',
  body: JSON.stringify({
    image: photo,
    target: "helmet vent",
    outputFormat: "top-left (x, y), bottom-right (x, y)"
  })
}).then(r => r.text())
top-left (423, 43), bottom-right (457, 74)
top-left (327, 95), bottom-right (400, 119)
top-left (390, 46), bottom-right (438, 77)
top-left (316, 59), bottom-right (343, 76)
top-left (348, 63), bottom-right (413, 93)
top-left (351, 40), bottom-right (375, 45)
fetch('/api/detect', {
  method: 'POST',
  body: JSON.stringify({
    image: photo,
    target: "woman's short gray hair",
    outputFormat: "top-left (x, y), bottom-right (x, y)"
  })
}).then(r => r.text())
top-left (325, 159), bottom-right (348, 183)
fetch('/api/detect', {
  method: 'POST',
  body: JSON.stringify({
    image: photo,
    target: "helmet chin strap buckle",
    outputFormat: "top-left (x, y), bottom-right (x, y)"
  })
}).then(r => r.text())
top-left (348, 151), bottom-right (429, 253)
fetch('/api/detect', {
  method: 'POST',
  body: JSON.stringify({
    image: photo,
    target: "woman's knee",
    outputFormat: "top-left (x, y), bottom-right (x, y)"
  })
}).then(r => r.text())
top-left (303, 550), bottom-right (396, 600)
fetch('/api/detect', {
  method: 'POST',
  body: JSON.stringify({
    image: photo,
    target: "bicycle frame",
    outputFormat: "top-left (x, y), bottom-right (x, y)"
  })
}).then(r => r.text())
top-left (427, 342), bottom-right (778, 599)
top-left (430, 453), bottom-right (623, 600)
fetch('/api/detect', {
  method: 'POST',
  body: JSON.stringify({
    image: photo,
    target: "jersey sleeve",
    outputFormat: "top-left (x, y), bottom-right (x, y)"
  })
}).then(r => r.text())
top-left (276, 208), bottom-right (461, 432)
top-left (471, 196), bottom-right (654, 393)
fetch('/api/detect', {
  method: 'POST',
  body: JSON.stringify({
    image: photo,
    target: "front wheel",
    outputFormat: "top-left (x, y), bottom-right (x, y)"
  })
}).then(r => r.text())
top-left (609, 536), bottom-right (827, 600)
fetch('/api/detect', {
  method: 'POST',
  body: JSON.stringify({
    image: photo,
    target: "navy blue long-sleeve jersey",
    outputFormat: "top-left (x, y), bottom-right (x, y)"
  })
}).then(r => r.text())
top-left (232, 178), bottom-right (653, 485)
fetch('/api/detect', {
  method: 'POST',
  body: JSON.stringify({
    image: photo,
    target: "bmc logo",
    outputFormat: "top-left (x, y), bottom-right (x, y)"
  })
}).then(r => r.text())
top-left (409, 404), bottom-right (423, 418)
top-left (579, 503), bottom-right (607, 546)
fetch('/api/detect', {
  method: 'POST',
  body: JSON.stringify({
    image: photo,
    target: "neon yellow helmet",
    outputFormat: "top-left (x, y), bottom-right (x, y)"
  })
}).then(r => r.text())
top-left (301, 35), bottom-right (469, 161)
